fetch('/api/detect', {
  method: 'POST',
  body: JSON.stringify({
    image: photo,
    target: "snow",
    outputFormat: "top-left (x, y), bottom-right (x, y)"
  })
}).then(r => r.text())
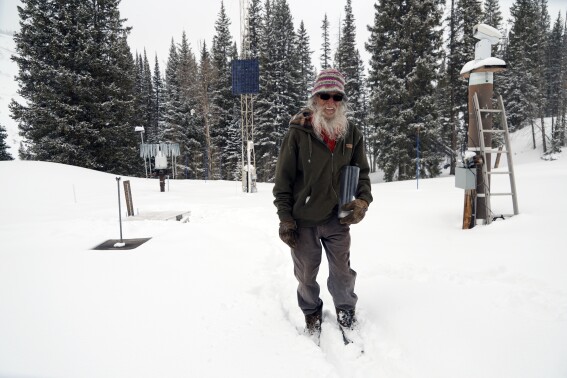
top-left (1, 125), bottom-right (566, 377)
top-left (460, 57), bottom-right (507, 76)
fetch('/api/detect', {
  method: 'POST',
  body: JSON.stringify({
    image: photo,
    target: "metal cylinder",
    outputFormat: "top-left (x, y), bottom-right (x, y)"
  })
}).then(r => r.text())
top-left (338, 165), bottom-right (360, 218)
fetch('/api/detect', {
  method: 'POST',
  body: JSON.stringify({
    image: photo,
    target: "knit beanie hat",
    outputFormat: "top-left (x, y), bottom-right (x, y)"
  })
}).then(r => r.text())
top-left (311, 68), bottom-right (346, 97)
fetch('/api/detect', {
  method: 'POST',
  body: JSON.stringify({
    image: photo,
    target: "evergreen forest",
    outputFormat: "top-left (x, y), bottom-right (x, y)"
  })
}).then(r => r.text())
top-left (7, 0), bottom-right (567, 181)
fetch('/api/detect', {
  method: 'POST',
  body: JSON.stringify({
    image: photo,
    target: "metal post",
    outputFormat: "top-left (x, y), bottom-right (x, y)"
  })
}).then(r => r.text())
top-left (141, 132), bottom-right (147, 178)
top-left (116, 177), bottom-right (123, 243)
top-left (247, 140), bottom-right (252, 193)
top-left (135, 126), bottom-right (148, 178)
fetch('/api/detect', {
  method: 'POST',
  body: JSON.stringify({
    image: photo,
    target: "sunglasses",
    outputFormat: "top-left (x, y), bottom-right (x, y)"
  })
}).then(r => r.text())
top-left (318, 93), bottom-right (344, 102)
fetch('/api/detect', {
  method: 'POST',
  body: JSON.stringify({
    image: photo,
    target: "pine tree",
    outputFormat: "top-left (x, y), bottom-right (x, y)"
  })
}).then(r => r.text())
top-left (453, 0), bottom-right (483, 141)
top-left (296, 20), bottom-right (315, 99)
top-left (162, 38), bottom-right (183, 145)
top-left (10, 0), bottom-right (139, 174)
top-left (134, 53), bottom-right (144, 128)
top-left (254, 0), bottom-right (276, 182)
top-left (436, 55), bottom-right (455, 171)
top-left (151, 54), bottom-right (165, 144)
top-left (439, 0), bottom-right (483, 175)
top-left (133, 50), bottom-right (154, 152)
top-left (210, 1), bottom-right (238, 180)
top-left (320, 14), bottom-right (331, 70)
top-left (244, 0), bottom-right (263, 59)
top-left (197, 42), bottom-right (214, 180)
top-left (559, 15), bottom-right (567, 147)
top-left (254, 0), bottom-right (301, 182)
top-left (366, 0), bottom-right (444, 181)
top-left (0, 123), bottom-right (14, 160)
top-left (141, 50), bottom-right (154, 141)
top-left (334, 0), bottom-right (366, 149)
top-left (534, 0), bottom-right (551, 154)
top-left (483, 0), bottom-right (504, 58)
top-left (501, 0), bottom-right (542, 145)
top-left (177, 31), bottom-right (202, 178)
top-left (483, 0), bottom-right (503, 30)
top-left (548, 12), bottom-right (565, 153)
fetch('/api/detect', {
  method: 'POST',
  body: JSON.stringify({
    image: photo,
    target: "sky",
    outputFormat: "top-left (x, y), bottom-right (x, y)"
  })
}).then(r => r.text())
top-left (0, 116), bottom-right (566, 377)
top-left (1, 0), bottom-right (566, 70)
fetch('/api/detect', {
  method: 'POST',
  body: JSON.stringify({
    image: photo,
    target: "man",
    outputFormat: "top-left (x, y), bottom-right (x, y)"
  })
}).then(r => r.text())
top-left (273, 68), bottom-right (373, 341)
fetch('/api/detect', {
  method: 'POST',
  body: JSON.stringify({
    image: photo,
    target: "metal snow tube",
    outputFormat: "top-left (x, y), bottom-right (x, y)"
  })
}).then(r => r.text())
top-left (338, 165), bottom-right (360, 218)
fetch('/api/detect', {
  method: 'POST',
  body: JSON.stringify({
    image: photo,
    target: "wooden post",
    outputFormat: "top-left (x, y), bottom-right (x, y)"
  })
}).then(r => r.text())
top-left (123, 180), bottom-right (134, 216)
top-left (467, 77), bottom-right (493, 224)
top-left (462, 190), bottom-right (474, 229)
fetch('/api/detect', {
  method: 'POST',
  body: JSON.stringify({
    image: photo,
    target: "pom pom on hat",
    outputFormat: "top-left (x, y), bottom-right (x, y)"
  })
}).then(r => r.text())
top-left (311, 68), bottom-right (346, 97)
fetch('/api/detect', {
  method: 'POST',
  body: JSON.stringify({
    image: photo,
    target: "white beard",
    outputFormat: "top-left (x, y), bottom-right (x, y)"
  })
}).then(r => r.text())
top-left (312, 105), bottom-right (348, 140)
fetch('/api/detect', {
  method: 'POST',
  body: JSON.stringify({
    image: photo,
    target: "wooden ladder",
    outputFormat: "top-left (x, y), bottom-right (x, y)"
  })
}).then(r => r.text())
top-left (471, 93), bottom-right (519, 225)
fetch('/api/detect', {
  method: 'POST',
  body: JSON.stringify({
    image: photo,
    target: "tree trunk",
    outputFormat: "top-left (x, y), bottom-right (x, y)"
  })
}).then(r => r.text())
top-left (541, 115), bottom-right (547, 153)
top-left (531, 119), bottom-right (537, 149)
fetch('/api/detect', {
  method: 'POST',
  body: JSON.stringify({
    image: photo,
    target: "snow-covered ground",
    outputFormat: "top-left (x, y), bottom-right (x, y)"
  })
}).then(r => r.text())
top-left (1, 123), bottom-right (566, 377)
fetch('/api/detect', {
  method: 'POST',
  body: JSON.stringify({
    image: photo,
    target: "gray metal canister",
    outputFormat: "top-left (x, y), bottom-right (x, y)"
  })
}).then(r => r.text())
top-left (338, 165), bottom-right (360, 218)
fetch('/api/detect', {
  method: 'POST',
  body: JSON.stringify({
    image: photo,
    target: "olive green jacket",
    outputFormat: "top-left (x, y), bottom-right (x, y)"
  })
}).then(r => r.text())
top-left (273, 109), bottom-right (373, 227)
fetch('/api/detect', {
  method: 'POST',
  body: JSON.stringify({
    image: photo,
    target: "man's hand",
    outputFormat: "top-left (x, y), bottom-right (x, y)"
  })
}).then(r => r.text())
top-left (340, 199), bottom-right (368, 225)
top-left (279, 219), bottom-right (298, 248)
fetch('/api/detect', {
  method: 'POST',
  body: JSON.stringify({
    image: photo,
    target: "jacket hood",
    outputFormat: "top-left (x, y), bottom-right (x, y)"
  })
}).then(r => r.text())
top-left (289, 108), bottom-right (353, 157)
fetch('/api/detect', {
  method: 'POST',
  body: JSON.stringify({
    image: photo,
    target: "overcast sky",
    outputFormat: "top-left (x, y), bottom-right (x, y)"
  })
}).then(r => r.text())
top-left (1, 0), bottom-right (566, 70)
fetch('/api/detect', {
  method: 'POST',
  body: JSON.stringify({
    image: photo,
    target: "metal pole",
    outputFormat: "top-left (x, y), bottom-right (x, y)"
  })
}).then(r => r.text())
top-left (140, 132), bottom-right (147, 178)
top-left (247, 141), bottom-right (252, 193)
top-left (116, 177), bottom-right (123, 242)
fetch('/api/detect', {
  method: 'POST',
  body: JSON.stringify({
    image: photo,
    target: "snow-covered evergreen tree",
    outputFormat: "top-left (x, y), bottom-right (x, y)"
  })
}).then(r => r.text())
top-left (133, 50), bottom-right (155, 149)
top-left (501, 0), bottom-right (542, 142)
top-left (0, 124), bottom-right (14, 161)
top-left (210, 1), bottom-right (238, 180)
top-left (296, 20), bottom-right (315, 99)
top-left (483, 0), bottom-right (504, 58)
top-left (548, 12), bottom-right (565, 153)
top-left (535, 0), bottom-right (551, 153)
top-left (162, 38), bottom-right (183, 146)
top-left (453, 0), bottom-right (483, 135)
top-left (559, 14), bottom-right (567, 147)
top-left (483, 0), bottom-right (503, 30)
top-left (366, 0), bottom-right (444, 182)
top-left (255, 0), bottom-right (301, 182)
top-left (10, 0), bottom-right (139, 174)
top-left (197, 42), bottom-right (214, 180)
top-left (141, 51), bottom-right (154, 142)
top-left (176, 31), bottom-right (202, 178)
top-left (151, 54), bottom-right (165, 144)
top-left (334, 0), bottom-right (366, 152)
top-left (244, 0), bottom-right (263, 59)
top-left (320, 14), bottom-right (331, 70)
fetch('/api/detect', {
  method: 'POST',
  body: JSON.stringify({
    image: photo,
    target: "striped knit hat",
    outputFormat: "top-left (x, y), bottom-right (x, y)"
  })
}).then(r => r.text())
top-left (311, 68), bottom-right (346, 97)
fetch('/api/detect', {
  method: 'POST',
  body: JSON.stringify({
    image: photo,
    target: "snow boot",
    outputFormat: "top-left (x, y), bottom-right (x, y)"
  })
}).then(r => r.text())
top-left (304, 307), bottom-right (322, 345)
top-left (336, 308), bottom-right (363, 349)
top-left (336, 308), bottom-right (357, 330)
top-left (305, 309), bottom-right (322, 335)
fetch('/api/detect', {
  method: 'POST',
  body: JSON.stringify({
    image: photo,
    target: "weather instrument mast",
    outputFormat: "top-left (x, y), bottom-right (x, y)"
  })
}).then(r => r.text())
top-left (233, 0), bottom-right (259, 192)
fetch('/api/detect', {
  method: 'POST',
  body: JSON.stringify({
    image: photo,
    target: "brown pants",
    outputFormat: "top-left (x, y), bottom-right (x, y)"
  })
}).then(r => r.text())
top-left (291, 217), bottom-right (358, 315)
